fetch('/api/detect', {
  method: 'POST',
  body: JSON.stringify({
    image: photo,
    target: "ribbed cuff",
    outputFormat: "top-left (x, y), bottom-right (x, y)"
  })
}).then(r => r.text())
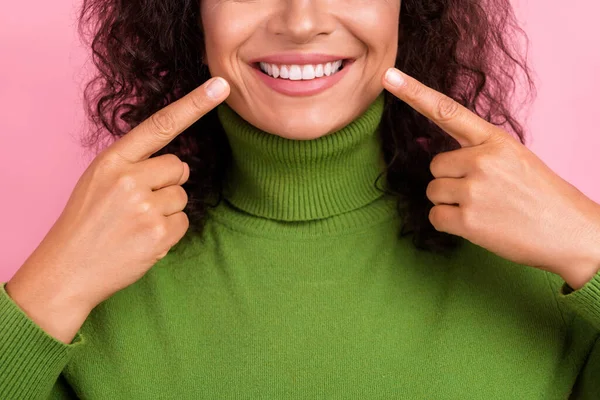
top-left (557, 269), bottom-right (600, 331)
top-left (0, 282), bottom-right (85, 400)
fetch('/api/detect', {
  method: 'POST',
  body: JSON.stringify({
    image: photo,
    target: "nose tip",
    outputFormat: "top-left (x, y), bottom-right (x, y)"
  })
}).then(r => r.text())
top-left (267, 1), bottom-right (335, 43)
top-left (286, 18), bottom-right (320, 43)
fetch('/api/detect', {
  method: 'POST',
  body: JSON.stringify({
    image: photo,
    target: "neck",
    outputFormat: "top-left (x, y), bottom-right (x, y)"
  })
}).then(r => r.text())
top-left (216, 94), bottom-right (387, 221)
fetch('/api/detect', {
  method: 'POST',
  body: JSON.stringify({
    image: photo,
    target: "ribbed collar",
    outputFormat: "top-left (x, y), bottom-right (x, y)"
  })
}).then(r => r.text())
top-left (216, 94), bottom-right (386, 221)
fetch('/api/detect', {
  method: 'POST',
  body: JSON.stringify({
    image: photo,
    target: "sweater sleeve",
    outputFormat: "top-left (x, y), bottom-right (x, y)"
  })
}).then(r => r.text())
top-left (47, 374), bottom-right (80, 399)
top-left (568, 335), bottom-right (600, 399)
top-left (0, 282), bottom-right (85, 400)
top-left (557, 268), bottom-right (600, 332)
top-left (553, 269), bottom-right (600, 399)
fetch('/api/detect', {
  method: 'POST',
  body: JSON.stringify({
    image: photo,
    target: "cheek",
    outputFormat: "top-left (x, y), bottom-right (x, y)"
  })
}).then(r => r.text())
top-left (200, 4), bottom-right (257, 75)
top-left (336, 0), bottom-right (400, 59)
top-left (200, 12), bottom-right (231, 71)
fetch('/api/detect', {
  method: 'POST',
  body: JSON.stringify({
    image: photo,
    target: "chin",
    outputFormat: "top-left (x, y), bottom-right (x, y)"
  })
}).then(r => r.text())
top-left (254, 117), bottom-right (347, 141)
top-left (268, 125), bottom-right (337, 140)
top-left (238, 103), bottom-right (357, 140)
top-left (223, 87), bottom-right (374, 140)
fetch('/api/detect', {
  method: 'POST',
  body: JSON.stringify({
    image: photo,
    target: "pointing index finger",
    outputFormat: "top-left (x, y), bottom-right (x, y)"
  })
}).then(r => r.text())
top-left (107, 77), bottom-right (230, 164)
top-left (382, 67), bottom-right (499, 148)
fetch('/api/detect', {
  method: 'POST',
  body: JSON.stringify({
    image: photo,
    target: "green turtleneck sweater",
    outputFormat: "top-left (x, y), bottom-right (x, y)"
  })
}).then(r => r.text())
top-left (1, 95), bottom-right (600, 399)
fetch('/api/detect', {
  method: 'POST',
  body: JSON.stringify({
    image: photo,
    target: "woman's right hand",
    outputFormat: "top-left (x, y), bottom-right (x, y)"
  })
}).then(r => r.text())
top-left (5, 77), bottom-right (230, 344)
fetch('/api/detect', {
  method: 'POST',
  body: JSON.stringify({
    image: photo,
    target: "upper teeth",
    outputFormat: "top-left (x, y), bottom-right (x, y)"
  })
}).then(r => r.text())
top-left (259, 60), bottom-right (343, 80)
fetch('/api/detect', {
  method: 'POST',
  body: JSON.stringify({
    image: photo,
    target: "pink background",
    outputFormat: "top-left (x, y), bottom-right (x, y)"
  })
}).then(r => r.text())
top-left (1, 1), bottom-right (599, 282)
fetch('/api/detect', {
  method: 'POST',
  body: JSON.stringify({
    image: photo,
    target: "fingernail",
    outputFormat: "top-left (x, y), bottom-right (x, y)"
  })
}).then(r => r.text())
top-left (205, 77), bottom-right (227, 99)
top-left (385, 68), bottom-right (405, 87)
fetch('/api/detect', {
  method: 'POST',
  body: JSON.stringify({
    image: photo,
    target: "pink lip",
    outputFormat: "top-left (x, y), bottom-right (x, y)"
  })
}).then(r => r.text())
top-left (251, 59), bottom-right (354, 97)
top-left (248, 53), bottom-right (349, 65)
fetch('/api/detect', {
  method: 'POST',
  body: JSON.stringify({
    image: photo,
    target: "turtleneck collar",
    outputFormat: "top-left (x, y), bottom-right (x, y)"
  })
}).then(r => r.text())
top-left (216, 94), bottom-right (387, 221)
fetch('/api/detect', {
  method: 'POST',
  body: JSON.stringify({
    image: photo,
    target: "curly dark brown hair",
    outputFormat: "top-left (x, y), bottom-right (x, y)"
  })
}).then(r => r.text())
top-left (76, 0), bottom-right (535, 255)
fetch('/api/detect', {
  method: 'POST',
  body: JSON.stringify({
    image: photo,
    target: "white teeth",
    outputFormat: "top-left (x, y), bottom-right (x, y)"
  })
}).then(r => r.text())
top-left (315, 64), bottom-right (323, 77)
top-left (289, 65), bottom-right (302, 80)
top-left (301, 65), bottom-right (315, 80)
top-left (258, 60), bottom-right (345, 80)
top-left (280, 65), bottom-right (289, 79)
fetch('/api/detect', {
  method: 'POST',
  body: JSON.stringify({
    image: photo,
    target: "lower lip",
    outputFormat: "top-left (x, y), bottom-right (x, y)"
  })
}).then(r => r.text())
top-left (252, 61), bottom-right (353, 97)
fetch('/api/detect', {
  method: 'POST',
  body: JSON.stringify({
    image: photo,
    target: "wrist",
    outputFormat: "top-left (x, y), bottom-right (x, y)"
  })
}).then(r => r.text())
top-left (6, 272), bottom-right (93, 344)
top-left (561, 262), bottom-right (600, 291)
top-left (560, 199), bottom-right (600, 290)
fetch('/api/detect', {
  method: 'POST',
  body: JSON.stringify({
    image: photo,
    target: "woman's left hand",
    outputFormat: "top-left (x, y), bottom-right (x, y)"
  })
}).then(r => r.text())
top-left (382, 67), bottom-right (600, 290)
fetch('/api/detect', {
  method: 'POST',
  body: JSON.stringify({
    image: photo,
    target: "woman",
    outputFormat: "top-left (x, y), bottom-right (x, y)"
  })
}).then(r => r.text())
top-left (1, 0), bottom-right (599, 398)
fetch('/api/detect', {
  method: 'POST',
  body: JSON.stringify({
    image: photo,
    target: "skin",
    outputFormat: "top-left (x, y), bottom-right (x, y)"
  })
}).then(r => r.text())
top-left (7, 1), bottom-right (600, 346)
top-left (200, 0), bottom-right (400, 140)
top-left (6, 78), bottom-right (231, 343)
top-left (199, 0), bottom-right (600, 286)
top-left (382, 68), bottom-right (600, 290)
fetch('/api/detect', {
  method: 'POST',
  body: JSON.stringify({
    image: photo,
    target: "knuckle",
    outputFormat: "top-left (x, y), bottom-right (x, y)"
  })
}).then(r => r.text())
top-left (460, 208), bottom-right (475, 232)
top-left (180, 167), bottom-right (190, 185)
top-left (425, 180), bottom-right (436, 201)
top-left (190, 91), bottom-right (209, 112)
top-left (428, 206), bottom-right (441, 228)
top-left (103, 147), bottom-right (131, 166)
top-left (179, 213), bottom-right (190, 233)
top-left (163, 153), bottom-right (183, 169)
top-left (150, 222), bottom-right (169, 241)
top-left (166, 213), bottom-right (190, 250)
top-left (85, 156), bottom-right (115, 183)
top-left (463, 180), bottom-right (477, 203)
top-left (472, 153), bottom-right (494, 173)
top-left (177, 187), bottom-right (189, 205)
top-left (406, 80), bottom-right (426, 102)
top-left (93, 150), bottom-right (116, 169)
top-left (156, 248), bottom-right (170, 260)
top-left (429, 153), bottom-right (444, 176)
top-left (150, 111), bottom-right (175, 137)
top-left (434, 95), bottom-right (460, 122)
top-left (94, 147), bottom-right (129, 173)
top-left (126, 189), bottom-right (143, 204)
top-left (164, 153), bottom-right (182, 164)
top-left (136, 201), bottom-right (153, 214)
top-left (179, 211), bottom-right (190, 229)
top-left (116, 174), bottom-right (137, 191)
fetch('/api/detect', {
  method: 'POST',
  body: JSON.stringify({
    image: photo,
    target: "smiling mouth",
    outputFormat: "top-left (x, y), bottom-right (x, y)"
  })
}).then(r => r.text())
top-left (254, 59), bottom-right (349, 81)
